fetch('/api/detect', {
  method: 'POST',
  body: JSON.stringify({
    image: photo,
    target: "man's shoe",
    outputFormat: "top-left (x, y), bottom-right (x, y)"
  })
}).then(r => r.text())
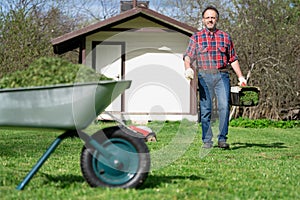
top-left (202, 143), bottom-right (213, 149)
top-left (218, 141), bottom-right (230, 149)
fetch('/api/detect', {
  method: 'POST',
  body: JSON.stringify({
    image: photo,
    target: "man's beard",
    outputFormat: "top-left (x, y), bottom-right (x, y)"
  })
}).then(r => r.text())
top-left (206, 24), bottom-right (216, 32)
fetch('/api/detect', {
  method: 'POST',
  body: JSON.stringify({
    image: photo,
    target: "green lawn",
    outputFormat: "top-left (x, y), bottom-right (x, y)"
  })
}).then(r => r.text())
top-left (0, 122), bottom-right (299, 200)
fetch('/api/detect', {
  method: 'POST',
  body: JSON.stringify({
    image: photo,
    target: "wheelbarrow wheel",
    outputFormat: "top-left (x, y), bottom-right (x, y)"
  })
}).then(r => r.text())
top-left (80, 126), bottom-right (150, 189)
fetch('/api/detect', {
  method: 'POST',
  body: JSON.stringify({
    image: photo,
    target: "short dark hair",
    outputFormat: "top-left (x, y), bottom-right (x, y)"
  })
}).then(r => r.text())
top-left (202, 6), bottom-right (219, 18)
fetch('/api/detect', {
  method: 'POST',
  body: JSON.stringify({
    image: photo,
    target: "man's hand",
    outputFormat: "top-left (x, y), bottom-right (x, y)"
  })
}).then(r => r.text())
top-left (185, 68), bottom-right (194, 80)
top-left (238, 76), bottom-right (247, 86)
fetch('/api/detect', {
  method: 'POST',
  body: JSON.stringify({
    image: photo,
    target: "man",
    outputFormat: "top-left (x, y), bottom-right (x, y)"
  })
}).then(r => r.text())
top-left (184, 6), bottom-right (247, 149)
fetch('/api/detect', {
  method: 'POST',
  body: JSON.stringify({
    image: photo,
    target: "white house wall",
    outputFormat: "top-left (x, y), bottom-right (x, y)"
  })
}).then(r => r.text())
top-left (85, 29), bottom-right (197, 121)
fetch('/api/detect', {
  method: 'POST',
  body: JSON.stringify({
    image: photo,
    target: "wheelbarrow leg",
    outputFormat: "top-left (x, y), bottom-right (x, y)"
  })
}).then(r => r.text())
top-left (16, 130), bottom-right (77, 190)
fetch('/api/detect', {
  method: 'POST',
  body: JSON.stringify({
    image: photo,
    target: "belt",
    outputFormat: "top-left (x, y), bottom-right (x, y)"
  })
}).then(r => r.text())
top-left (198, 68), bottom-right (229, 74)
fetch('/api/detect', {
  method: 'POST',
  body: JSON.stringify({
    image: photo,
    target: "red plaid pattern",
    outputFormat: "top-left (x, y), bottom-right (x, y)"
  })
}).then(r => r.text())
top-left (184, 28), bottom-right (238, 70)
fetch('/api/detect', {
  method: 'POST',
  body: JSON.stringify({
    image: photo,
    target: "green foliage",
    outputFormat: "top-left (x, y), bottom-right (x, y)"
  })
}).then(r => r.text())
top-left (1, 0), bottom-right (299, 120)
top-left (0, 3), bottom-right (79, 78)
top-left (230, 118), bottom-right (300, 128)
top-left (239, 87), bottom-right (260, 106)
top-left (240, 91), bottom-right (259, 105)
top-left (228, 0), bottom-right (300, 120)
top-left (0, 8), bottom-right (52, 77)
top-left (0, 57), bottom-right (112, 88)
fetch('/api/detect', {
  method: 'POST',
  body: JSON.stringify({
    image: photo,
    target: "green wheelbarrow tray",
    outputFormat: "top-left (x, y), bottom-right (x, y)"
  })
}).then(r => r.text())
top-left (0, 80), bottom-right (151, 190)
top-left (0, 80), bottom-right (131, 130)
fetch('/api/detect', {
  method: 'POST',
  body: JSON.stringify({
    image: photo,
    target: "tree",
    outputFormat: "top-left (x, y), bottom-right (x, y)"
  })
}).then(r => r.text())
top-left (0, 0), bottom-right (298, 120)
top-left (0, 0), bottom-right (79, 77)
top-left (158, 0), bottom-right (299, 120)
top-left (228, 0), bottom-right (300, 120)
top-left (155, 0), bottom-right (234, 29)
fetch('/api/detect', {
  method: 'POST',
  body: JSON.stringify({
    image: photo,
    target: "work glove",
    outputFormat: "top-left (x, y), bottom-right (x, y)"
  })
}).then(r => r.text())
top-left (184, 68), bottom-right (194, 80)
top-left (238, 76), bottom-right (247, 86)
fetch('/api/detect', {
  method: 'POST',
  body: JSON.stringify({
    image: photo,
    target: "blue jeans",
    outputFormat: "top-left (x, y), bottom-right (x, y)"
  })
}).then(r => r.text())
top-left (198, 71), bottom-right (230, 143)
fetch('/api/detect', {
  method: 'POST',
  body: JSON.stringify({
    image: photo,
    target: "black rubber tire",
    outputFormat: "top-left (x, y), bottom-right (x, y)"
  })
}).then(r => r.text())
top-left (80, 126), bottom-right (150, 188)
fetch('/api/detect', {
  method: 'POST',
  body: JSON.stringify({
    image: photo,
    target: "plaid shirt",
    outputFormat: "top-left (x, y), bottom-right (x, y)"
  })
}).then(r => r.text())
top-left (184, 28), bottom-right (238, 70)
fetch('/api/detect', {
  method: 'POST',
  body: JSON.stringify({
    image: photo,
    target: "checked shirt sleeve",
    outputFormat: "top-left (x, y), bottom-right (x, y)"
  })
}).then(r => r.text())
top-left (228, 35), bottom-right (238, 64)
top-left (184, 34), bottom-right (197, 64)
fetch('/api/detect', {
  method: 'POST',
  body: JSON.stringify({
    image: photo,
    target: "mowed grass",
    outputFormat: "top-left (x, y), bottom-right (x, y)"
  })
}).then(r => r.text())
top-left (0, 121), bottom-right (299, 200)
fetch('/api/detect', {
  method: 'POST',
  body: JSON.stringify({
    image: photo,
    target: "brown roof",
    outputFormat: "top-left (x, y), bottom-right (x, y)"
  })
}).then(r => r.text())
top-left (52, 6), bottom-right (198, 54)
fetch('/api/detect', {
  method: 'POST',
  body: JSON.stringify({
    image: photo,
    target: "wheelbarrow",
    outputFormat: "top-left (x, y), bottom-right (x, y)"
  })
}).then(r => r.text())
top-left (0, 80), bottom-right (151, 190)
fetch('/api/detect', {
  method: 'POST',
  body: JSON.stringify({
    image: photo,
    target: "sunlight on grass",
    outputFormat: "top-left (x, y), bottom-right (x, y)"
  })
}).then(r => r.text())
top-left (0, 123), bottom-right (299, 199)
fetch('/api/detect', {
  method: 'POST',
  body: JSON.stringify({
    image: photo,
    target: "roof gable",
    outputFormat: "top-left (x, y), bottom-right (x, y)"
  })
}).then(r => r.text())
top-left (112, 16), bottom-right (166, 29)
top-left (52, 7), bottom-right (197, 54)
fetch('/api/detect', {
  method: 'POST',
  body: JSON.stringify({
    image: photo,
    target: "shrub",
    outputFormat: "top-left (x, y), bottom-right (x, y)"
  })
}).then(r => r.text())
top-left (230, 118), bottom-right (300, 128)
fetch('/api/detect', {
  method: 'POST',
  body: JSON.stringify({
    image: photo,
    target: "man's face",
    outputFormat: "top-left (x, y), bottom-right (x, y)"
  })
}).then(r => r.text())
top-left (202, 9), bottom-right (218, 31)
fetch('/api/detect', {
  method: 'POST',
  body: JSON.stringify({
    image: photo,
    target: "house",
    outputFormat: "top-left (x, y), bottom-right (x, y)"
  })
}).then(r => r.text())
top-left (51, 1), bottom-right (199, 122)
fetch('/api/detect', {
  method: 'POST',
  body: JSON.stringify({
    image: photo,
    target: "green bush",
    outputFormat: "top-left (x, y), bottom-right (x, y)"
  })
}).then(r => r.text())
top-left (0, 57), bottom-right (112, 88)
top-left (230, 118), bottom-right (300, 128)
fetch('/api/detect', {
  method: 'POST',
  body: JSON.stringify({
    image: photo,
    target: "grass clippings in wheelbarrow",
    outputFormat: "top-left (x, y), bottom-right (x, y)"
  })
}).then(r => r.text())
top-left (0, 57), bottom-right (112, 89)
